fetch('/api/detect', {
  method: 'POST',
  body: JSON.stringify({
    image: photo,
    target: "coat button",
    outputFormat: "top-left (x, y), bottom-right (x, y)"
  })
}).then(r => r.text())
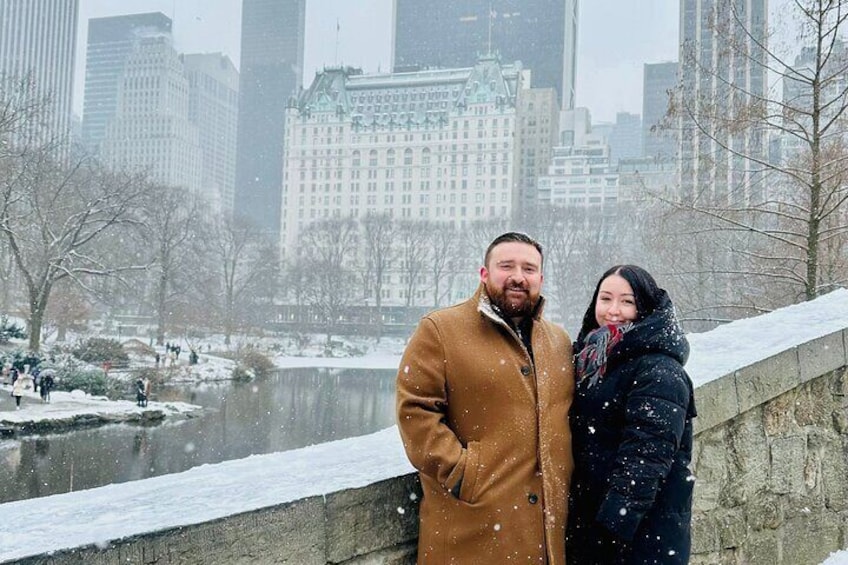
top-left (528, 493), bottom-right (538, 504)
top-left (520, 365), bottom-right (531, 376)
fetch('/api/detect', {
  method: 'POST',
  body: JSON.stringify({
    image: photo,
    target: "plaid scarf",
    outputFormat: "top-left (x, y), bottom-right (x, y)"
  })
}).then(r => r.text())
top-left (575, 323), bottom-right (633, 388)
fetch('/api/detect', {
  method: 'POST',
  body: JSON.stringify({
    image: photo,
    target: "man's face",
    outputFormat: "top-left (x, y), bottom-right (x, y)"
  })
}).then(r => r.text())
top-left (480, 241), bottom-right (543, 319)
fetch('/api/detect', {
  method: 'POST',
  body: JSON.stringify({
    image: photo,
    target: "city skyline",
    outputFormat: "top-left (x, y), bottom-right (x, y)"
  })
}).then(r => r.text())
top-left (74, 0), bottom-right (678, 124)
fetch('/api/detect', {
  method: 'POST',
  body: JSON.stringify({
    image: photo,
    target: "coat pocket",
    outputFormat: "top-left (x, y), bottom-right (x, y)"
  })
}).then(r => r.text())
top-left (458, 441), bottom-right (482, 504)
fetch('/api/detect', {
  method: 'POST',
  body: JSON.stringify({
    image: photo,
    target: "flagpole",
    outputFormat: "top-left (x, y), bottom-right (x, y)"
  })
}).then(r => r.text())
top-left (335, 19), bottom-right (340, 65)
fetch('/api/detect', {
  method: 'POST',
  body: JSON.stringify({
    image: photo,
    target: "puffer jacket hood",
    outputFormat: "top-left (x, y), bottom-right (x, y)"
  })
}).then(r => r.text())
top-left (605, 289), bottom-right (689, 371)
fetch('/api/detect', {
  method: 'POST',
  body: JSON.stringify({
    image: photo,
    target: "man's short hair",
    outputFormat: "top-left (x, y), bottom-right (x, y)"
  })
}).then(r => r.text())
top-left (484, 232), bottom-right (544, 268)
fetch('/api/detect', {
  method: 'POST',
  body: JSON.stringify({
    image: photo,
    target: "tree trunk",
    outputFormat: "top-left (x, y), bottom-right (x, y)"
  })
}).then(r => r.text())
top-left (156, 268), bottom-right (168, 346)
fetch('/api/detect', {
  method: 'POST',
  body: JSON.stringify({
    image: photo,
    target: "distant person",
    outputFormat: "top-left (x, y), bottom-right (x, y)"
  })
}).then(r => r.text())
top-left (154, 352), bottom-right (161, 367)
top-left (142, 376), bottom-right (151, 406)
top-left (135, 378), bottom-right (147, 407)
top-left (1, 360), bottom-right (10, 383)
top-left (567, 265), bottom-right (697, 565)
top-left (11, 370), bottom-right (26, 409)
top-left (396, 232), bottom-right (574, 563)
top-left (40, 369), bottom-right (54, 403)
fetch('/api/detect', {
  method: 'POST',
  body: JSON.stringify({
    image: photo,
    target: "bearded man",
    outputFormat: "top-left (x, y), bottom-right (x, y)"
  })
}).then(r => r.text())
top-left (397, 232), bottom-right (575, 564)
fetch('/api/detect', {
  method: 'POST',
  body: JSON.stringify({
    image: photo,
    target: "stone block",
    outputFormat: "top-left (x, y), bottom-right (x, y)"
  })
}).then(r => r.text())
top-left (798, 331), bottom-right (847, 384)
top-left (769, 436), bottom-right (807, 494)
top-left (726, 411), bottom-right (769, 503)
top-left (821, 435), bottom-right (848, 511)
top-left (735, 350), bottom-right (800, 415)
top-left (343, 543), bottom-right (417, 564)
top-left (796, 377), bottom-right (839, 428)
top-left (694, 374), bottom-right (739, 435)
top-left (781, 510), bottom-right (843, 565)
top-left (717, 508), bottom-right (747, 549)
top-left (691, 429), bottom-right (729, 513)
top-left (691, 513), bottom-right (720, 554)
top-left (763, 390), bottom-right (795, 436)
top-left (738, 529), bottom-right (779, 565)
top-left (325, 475), bottom-right (421, 563)
top-left (746, 492), bottom-right (782, 531)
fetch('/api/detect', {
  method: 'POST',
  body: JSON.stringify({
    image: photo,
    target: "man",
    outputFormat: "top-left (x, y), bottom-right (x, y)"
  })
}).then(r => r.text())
top-left (397, 232), bottom-right (575, 564)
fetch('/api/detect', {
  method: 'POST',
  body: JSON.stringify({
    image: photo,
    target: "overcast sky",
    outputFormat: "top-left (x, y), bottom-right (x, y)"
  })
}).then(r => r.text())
top-left (74, 0), bottom-right (679, 123)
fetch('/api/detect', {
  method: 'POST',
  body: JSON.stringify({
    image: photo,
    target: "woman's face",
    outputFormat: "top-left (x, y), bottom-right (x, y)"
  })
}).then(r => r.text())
top-left (594, 273), bottom-right (638, 327)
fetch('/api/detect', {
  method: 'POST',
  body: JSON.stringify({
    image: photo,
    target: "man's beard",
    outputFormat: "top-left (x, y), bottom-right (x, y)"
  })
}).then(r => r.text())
top-left (486, 280), bottom-right (538, 319)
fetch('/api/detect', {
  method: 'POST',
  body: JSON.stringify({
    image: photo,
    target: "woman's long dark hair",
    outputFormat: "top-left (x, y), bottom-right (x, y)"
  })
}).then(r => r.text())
top-left (577, 264), bottom-right (662, 344)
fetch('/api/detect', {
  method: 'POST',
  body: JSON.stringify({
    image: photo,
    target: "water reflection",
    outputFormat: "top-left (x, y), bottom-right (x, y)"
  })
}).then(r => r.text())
top-left (0, 368), bottom-right (396, 503)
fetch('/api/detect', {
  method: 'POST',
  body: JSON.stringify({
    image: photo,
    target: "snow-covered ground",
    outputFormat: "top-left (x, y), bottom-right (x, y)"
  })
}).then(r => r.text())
top-left (0, 386), bottom-right (199, 423)
top-left (823, 551), bottom-right (848, 565)
top-left (1, 290), bottom-right (847, 562)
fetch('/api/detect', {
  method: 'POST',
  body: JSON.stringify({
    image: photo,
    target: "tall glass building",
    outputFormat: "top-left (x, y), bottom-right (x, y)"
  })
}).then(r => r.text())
top-left (233, 0), bottom-right (306, 234)
top-left (392, 0), bottom-right (578, 110)
top-left (678, 0), bottom-right (767, 204)
top-left (0, 0), bottom-right (79, 142)
top-left (642, 61), bottom-right (678, 161)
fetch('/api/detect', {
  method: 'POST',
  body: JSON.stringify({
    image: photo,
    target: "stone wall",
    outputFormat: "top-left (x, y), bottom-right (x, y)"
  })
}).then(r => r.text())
top-left (689, 331), bottom-right (848, 564)
top-left (8, 332), bottom-right (848, 565)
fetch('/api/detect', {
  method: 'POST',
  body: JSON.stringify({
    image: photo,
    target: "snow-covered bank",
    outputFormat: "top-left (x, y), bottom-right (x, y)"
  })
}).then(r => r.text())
top-left (0, 387), bottom-right (201, 434)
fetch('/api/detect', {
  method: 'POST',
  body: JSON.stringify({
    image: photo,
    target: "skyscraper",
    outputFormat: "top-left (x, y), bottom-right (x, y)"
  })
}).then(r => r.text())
top-left (82, 12), bottom-right (172, 152)
top-left (0, 0), bottom-right (78, 142)
top-left (183, 53), bottom-right (240, 214)
top-left (678, 0), bottom-right (767, 203)
top-left (99, 36), bottom-right (202, 193)
top-left (608, 111), bottom-right (642, 163)
top-left (642, 61), bottom-right (678, 160)
top-left (234, 0), bottom-right (306, 234)
top-left (392, 0), bottom-right (578, 110)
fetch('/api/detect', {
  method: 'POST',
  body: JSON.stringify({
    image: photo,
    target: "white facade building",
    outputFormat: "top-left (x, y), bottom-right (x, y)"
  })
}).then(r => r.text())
top-left (280, 56), bottom-right (526, 258)
top-left (537, 144), bottom-right (619, 206)
top-left (100, 37), bottom-right (202, 194)
top-left (82, 12), bottom-right (172, 152)
top-left (0, 0), bottom-right (78, 144)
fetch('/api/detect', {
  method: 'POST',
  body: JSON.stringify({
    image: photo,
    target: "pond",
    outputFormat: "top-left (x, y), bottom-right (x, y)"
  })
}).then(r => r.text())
top-left (0, 368), bottom-right (397, 503)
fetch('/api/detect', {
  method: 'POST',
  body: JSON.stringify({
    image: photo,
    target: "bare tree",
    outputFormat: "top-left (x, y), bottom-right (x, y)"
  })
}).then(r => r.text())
top-left (296, 217), bottom-right (359, 345)
top-left (45, 278), bottom-right (91, 343)
top-left (0, 151), bottom-right (146, 351)
top-left (426, 221), bottom-right (462, 308)
top-left (396, 219), bottom-right (430, 307)
top-left (670, 0), bottom-right (848, 302)
top-left (208, 215), bottom-right (279, 345)
top-left (519, 204), bottom-right (589, 327)
top-left (362, 212), bottom-right (396, 337)
top-left (138, 183), bottom-right (202, 345)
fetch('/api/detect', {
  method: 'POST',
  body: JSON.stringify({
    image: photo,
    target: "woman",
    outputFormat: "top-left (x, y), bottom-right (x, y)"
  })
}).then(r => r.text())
top-left (11, 367), bottom-right (26, 409)
top-left (566, 265), bottom-right (697, 565)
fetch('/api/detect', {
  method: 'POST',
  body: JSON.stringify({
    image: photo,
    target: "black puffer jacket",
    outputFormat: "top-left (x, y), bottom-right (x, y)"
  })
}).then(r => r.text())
top-left (566, 291), bottom-right (697, 565)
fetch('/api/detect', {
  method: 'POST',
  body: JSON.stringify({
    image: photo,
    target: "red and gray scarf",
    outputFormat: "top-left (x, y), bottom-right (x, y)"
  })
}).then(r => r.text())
top-left (575, 323), bottom-right (634, 388)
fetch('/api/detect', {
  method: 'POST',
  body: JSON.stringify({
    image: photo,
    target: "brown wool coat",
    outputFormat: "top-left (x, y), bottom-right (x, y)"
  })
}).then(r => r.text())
top-left (397, 285), bottom-right (575, 564)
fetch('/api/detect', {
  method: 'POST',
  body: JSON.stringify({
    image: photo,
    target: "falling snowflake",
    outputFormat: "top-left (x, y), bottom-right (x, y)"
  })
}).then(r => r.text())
top-left (619, 508), bottom-right (627, 516)
top-left (397, 507), bottom-right (406, 515)
top-left (494, 523), bottom-right (501, 531)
